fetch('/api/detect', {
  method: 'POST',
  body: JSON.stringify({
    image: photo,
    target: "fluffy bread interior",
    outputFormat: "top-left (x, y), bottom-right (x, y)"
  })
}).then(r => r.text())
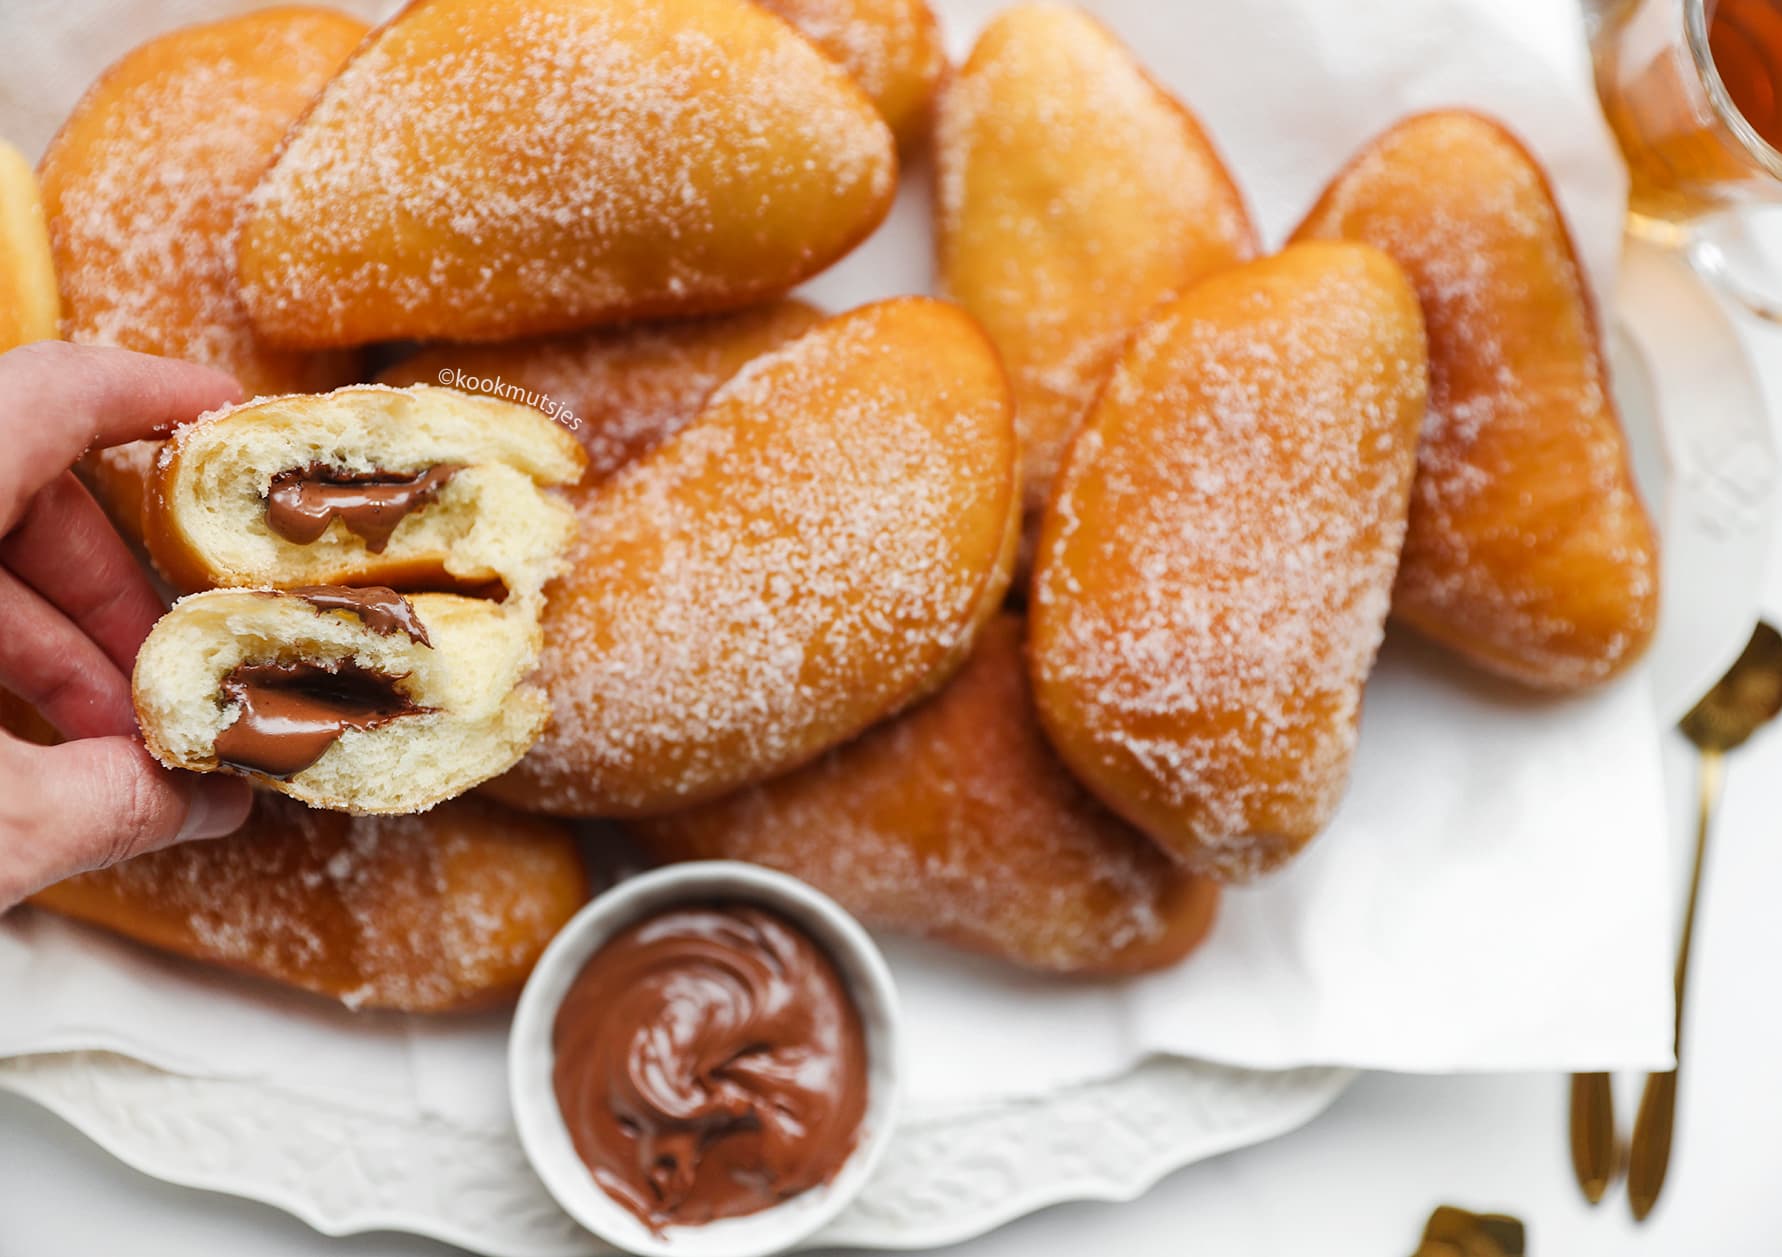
top-left (149, 385), bottom-right (584, 599)
top-left (133, 589), bottom-right (548, 814)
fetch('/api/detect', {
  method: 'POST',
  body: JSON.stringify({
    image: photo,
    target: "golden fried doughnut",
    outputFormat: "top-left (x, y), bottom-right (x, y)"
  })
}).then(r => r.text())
top-left (37, 6), bottom-right (363, 384)
top-left (77, 441), bottom-right (159, 546)
top-left (237, 0), bottom-right (897, 347)
top-left (0, 141), bottom-right (59, 353)
top-left (633, 614), bottom-right (1219, 975)
top-left (30, 792), bottom-right (588, 1012)
top-left (1292, 111), bottom-right (1659, 690)
top-left (487, 297), bottom-right (1019, 817)
top-left (756, 0), bottom-right (946, 149)
top-left (0, 688), bottom-right (58, 746)
top-left (134, 588), bottom-right (549, 815)
top-left (145, 385), bottom-right (583, 598)
top-left (936, 4), bottom-right (1256, 526)
top-left (38, 6), bottom-right (368, 539)
top-left (1030, 243), bottom-right (1427, 880)
top-left (375, 301), bottom-right (825, 487)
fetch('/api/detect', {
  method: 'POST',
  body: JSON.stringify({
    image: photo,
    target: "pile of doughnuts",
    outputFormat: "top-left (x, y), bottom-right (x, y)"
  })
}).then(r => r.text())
top-left (8, 0), bottom-right (1659, 1000)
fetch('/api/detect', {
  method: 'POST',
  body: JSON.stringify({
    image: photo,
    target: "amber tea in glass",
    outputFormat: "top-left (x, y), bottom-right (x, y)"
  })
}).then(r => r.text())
top-left (1591, 0), bottom-right (1782, 318)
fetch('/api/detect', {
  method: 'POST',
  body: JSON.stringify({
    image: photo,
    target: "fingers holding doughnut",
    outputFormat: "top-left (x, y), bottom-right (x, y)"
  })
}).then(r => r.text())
top-left (0, 567), bottom-right (135, 740)
top-left (1, 472), bottom-right (165, 674)
top-left (1, 734), bottom-right (251, 909)
top-left (0, 342), bottom-right (239, 527)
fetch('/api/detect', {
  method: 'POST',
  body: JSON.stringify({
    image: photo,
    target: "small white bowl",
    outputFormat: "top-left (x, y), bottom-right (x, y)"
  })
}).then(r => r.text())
top-left (509, 861), bottom-right (902, 1257)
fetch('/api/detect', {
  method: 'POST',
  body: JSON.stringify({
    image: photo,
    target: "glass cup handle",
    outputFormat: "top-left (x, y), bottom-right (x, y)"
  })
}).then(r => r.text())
top-left (1684, 208), bottom-right (1782, 324)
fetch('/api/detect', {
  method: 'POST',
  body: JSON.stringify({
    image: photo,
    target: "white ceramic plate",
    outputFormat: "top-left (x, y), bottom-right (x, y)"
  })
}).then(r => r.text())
top-left (0, 241), bottom-right (1770, 1256)
top-left (0, 1051), bottom-right (1352, 1255)
top-left (1617, 238), bottom-right (1778, 722)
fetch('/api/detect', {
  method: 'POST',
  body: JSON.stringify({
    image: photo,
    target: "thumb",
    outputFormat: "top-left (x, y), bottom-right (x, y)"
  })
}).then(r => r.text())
top-left (4, 736), bottom-right (252, 904)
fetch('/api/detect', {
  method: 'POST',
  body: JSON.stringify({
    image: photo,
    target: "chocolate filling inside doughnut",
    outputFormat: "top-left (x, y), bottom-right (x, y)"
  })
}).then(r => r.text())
top-left (281, 586), bottom-right (432, 646)
top-left (264, 464), bottom-right (460, 553)
top-left (213, 660), bottom-right (429, 778)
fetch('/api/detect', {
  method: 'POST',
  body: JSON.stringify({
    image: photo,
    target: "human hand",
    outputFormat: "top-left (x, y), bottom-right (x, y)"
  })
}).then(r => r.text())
top-left (0, 341), bottom-right (254, 909)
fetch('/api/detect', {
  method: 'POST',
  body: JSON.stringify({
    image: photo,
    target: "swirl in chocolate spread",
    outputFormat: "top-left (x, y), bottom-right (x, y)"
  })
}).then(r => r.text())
top-left (264, 463), bottom-right (460, 552)
top-left (551, 905), bottom-right (869, 1232)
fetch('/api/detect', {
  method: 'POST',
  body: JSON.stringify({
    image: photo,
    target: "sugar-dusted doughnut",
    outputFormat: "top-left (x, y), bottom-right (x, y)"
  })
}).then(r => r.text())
top-left (756, 0), bottom-right (946, 149)
top-left (487, 297), bottom-right (1019, 817)
top-left (633, 615), bottom-right (1219, 975)
top-left (375, 301), bottom-right (825, 487)
top-left (133, 587), bottom-right (548, 815)
top-left (38, 5), bottom-right (364, 390)
top-left (237, 0), bottom-right (897, 347)
top-left (936, 4), bottom-right (1256, 528)
top-left (1292, 111), bottom-right (1659, 690)
top-left (39, 6), bottom-right (368, 539)
top-left (145, 385), bottom-right (584, 599)
top-left (0, 141), bottom-right (58, 353)
top-left (1030, 243), bottom-right (1427, 880)
top-left (31, 792), bottom-right (589, 1012)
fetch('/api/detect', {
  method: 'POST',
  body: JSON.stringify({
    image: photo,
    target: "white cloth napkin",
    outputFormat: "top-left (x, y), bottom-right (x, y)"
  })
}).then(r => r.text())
top-left (0, 0), bottom-right (1675, 1124)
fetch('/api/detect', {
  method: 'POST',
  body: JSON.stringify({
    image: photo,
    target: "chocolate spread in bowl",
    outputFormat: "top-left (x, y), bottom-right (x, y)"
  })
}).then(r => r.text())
top-left (551, 904), bottom-right (869, 1232)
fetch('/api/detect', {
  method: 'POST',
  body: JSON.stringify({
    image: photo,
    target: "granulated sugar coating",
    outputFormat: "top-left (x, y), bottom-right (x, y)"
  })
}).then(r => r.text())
top-left (37, 7), bottom-right (365, 540)
top-left (1031, 243), bottom-right (1428, 882)
top-left (237, 0), bottom-right (897, 347)
top-left (30, 795), bottom-right (589, 1012)
top-left (634, 615), bottom-right (1220, 975)
top-left (1293, 111), bottom-right (1659, 690)
top-left (488, 298), bottom-right (1018, 818)
top-left (376, 300), bottom-right (827, 486)
top-left (753, 0), bottom-right (946, 146)
top-left (37, 6), bottom-right (364, 395)
top-left (936, 3), bottom-right (1256, 521)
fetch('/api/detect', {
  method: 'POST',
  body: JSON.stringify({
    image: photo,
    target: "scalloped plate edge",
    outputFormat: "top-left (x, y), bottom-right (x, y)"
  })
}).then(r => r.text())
top-left (0, 1052), bottom-right (1355, 1256)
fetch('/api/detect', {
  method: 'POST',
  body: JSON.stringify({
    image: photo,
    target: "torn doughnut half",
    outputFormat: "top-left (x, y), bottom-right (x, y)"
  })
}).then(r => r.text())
top-left (132, 587), bottom-right (549, 815)
top-left (145, 385), bottom-right (586, 600)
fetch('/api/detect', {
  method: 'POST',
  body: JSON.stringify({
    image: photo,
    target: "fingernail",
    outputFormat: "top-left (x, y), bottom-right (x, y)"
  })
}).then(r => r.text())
top-left (178, 777), bottom-right (253, 841)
